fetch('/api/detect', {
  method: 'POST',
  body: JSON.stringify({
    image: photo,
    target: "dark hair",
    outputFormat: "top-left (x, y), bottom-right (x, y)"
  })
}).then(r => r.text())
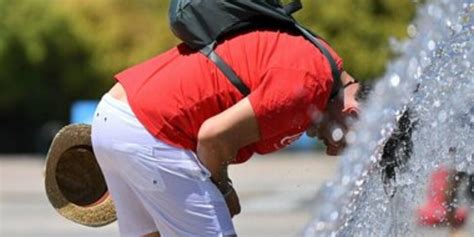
top-left (355, 81), bottom-right (373, 102)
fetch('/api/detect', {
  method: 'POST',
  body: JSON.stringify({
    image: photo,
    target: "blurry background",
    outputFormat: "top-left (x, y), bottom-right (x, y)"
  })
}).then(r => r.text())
top-left (0, 0), bottom-right (417, 154)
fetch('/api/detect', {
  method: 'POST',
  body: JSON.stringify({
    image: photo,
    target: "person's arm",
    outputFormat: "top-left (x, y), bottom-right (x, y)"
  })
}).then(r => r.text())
top-left (197, 97), bottom-right (260, 215)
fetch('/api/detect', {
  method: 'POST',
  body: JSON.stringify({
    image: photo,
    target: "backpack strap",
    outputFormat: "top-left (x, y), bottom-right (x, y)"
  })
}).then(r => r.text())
top-left (200, 23), bottom-right (342, 100)
top-left (294, 24), bottom-right (342, 101)
top-left (201, 43), bottom-right (251, 96)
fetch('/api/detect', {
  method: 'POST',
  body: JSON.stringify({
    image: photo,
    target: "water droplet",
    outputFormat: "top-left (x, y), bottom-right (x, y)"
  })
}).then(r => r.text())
top-left (345, 131), bottom-right (356, 144)
top-left (342, 176), bottom-right (351, 185)
top-left (428, 40), bottom-right (436, 51)
top-left (446, 19), bottom-right (452, 28)
top-left (452, 43), bottom-right (465, 53)
top-left (390, 73), bottom-right (401, 87)
top-left (452, 24), bottom-right (463, 33)
top-left (316, 222), bottom-right (325, 230)
top-left (464, 61), bottom-right (471, 69)
top-left (332, 127), bottom-right (344, 142)
top-left (407, 24), bottom-right (417, 37)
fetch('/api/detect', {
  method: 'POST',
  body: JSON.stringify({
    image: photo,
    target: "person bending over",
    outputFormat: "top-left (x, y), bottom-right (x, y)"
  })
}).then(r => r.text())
top-left (91, 28), bottom-right (360, 237)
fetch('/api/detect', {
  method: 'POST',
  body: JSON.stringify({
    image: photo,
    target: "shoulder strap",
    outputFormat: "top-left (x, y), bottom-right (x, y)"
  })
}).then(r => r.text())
top-left (198, 1), bottom-right (341, 99)
top-left (201, 43), bottom-right (250, 96)
top-left (293, 24), bottom-right (342, 101)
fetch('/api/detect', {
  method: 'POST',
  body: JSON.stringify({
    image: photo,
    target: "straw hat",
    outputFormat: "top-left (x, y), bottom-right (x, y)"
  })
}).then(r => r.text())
top-left (44, 124), bottom-right (116, 227)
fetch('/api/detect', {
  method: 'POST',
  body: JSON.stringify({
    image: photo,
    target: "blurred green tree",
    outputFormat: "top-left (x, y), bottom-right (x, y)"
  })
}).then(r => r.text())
top-left (0, 0), bottom-right (416, 153)
top-left (0, 0), bottom-right (100, 152)
top-left (293, 0), bottom-right (416, 80)
top-left (55, 0), bottom-right (179, 82)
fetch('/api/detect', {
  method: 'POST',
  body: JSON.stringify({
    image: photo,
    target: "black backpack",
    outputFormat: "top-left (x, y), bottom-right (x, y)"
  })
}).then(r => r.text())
top-left (169, 0), bottom-right (342, 99)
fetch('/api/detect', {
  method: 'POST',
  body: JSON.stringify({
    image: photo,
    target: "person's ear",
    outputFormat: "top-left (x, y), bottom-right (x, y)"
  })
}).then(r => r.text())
top-left (343, 106), bottom-right (360, 118)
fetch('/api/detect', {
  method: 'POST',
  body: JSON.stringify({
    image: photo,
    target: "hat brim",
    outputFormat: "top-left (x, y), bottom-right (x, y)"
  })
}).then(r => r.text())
top-left (45, 124), bottom-right (116, 227)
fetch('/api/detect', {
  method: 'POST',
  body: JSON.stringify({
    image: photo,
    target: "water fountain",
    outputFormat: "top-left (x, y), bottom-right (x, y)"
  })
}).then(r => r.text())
top-left (303, 0), bottom-right (473, 236)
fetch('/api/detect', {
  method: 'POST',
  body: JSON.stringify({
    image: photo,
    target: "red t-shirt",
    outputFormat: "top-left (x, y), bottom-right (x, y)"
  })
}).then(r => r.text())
top-left (116, 29), bottom-right (343, 164)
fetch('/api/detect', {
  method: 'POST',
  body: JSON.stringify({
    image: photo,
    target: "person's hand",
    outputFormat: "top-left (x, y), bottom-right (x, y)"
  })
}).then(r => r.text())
top-left (212, 177), bottom-right (241, 217)
top-left (223, 186), bottom-right (241, 217)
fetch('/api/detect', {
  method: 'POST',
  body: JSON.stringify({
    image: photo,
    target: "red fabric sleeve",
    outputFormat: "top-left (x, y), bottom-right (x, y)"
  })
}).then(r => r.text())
top-left (248, 67), bottom-right (330, 141)
top-left (318, 39), bottom-right (344, 72)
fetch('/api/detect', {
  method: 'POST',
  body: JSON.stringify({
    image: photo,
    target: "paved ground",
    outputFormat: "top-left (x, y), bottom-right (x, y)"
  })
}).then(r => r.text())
top-left (1, 152), bottom-right (472, 237)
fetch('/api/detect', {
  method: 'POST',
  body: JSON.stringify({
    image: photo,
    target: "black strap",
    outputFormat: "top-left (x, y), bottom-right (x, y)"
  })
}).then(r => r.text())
top-left (343, 79), bottom-right (359, 89)
top-left (201, 43), bottom-right (250, 96)
top-left (201, 24), bottom-right (342, 99)
top-left (283, 0), bottom-right (302, 15)
top-left (294, 24), bottom-right (342, 101)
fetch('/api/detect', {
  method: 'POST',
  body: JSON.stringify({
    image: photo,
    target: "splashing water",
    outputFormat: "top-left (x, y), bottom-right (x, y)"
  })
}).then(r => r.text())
top-left (304, 0), bottom-right (473, 236)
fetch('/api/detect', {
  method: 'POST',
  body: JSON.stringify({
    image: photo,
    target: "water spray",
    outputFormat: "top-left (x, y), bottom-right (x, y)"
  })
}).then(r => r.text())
top-left (304, 0), bottom-right (473, 236)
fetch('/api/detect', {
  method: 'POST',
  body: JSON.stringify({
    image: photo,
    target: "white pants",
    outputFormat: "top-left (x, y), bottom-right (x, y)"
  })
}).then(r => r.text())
top-left (91, 94), bottom-right (236, 237)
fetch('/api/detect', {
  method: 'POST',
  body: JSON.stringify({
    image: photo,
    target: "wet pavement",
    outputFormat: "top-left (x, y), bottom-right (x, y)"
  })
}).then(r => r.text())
top-left (1, 153), bottom-right (472, 237)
